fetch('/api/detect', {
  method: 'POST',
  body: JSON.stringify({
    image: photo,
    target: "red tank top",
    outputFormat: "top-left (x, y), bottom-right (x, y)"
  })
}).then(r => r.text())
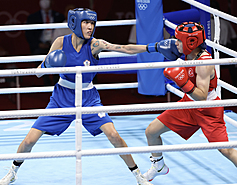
top-left (185, 51), bottom-right (217, 92)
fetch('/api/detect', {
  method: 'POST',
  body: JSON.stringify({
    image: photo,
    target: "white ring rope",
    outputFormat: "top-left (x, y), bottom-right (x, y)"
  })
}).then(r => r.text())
top-left (166, 83), bottom-right (185, 98)
top-left (81, 99), bottom-right (237, 113)
top-left (0, 51), bottom-right (133, 64)
top-left (218, 79), bottom-right (237, 95)
top-left (0, 58), bottom-right (236, 77)
top-left (0, 78), bottom-right (235, 96)
top-left (0, 141), bottom-right (236, 161)
top-left (0, 151), bottom-right (76, 161)
top-left (0, 79), bottom-right (237, 94)
top-left (182, 0), bottom-right (237, 24)
top-left (224, 115), bottom-right (237, 128)
top-left (0, 2), bottom-right (236, 183)
top-left (0, 82), bottom-right (139, 94)
top-left (0, 19), bottom-right (136, 32)
top-left (0, 99), bottom-right (237, 119)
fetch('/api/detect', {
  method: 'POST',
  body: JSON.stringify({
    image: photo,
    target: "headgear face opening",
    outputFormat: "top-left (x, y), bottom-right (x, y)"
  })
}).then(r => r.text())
top-left (67, 8), bottom-right (97, 39)
top-left (175, 22), bottom-right (206, 55)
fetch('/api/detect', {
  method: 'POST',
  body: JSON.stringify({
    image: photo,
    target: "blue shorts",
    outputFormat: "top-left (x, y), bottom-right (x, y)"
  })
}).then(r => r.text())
top-left (32, 84), bottom-right (112, 136)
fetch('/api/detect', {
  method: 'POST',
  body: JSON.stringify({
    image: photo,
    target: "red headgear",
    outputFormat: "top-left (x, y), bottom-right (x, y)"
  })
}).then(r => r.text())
top-left (175, 22), bottom-right (206, 55)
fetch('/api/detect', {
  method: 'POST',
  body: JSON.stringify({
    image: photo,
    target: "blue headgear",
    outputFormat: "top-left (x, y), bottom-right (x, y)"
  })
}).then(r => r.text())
top-left (67, 8), bottom-right (97, 39)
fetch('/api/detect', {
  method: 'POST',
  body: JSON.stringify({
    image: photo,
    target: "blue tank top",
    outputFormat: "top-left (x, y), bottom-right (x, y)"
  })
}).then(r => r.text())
top-left (60, 34), bottom-right (99, 83)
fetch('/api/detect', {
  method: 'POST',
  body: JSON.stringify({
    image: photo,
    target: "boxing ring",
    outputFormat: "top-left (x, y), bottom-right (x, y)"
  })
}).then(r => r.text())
top-left (0, 0), bottom-right (237, 184)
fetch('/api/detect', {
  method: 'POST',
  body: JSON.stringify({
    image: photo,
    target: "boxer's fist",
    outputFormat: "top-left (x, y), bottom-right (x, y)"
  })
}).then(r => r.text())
top-left (41, 50), bottom-right (67, 68)
top-left (146, 39), bottom-right (182, 61)
top-left (164, 67), bottom-right (195, 94)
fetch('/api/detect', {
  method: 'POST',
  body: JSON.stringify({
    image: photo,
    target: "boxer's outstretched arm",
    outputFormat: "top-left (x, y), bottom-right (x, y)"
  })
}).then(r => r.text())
top-left (91, 38), bottom-right (147, 55)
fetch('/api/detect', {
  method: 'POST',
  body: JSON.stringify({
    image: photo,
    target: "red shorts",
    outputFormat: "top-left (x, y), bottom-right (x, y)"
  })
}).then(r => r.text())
top-left (158, 95), bottom-right (228, 142)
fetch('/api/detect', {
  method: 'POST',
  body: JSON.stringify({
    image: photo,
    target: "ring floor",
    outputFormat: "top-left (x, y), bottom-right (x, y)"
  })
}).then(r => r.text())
top-left (0, 111), bottom-right (237, 185)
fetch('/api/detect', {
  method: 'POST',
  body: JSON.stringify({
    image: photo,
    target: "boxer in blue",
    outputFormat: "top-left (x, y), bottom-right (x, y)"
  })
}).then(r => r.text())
top-left (0, 8), bottom-right (183, 185)
top-left (0, 8), bottom-right (153, 185)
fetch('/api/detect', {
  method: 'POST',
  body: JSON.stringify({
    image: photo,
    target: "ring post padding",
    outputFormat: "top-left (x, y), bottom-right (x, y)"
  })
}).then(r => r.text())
top-left (135, 0), bottom-right (166, 96)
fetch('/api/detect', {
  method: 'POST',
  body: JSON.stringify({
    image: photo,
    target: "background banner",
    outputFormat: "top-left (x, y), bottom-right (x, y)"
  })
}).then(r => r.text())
top-left (135, 0), bottom-right (166, 95)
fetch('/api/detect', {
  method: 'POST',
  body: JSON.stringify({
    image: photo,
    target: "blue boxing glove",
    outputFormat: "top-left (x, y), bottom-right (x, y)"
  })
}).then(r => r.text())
top-left (41, 49), bottom-right (67, 68)
top-left (146, 39), bottom-right (182, 61)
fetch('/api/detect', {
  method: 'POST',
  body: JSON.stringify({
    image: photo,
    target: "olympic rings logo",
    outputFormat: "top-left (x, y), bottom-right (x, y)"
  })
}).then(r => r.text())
top-left (175, 69), bottom-right (185, 80)
top-left (89, 16), bottom-right (96, 20)
top-left (138, 3), bottom-right (148, 10)
top-left (178, 73), bottom-right (185, 80)
top-left (0, 11), bottom-right (29, 38)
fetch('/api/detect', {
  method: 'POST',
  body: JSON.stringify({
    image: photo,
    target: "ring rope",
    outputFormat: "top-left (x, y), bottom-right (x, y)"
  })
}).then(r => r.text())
top-left (81, 99), bottom-right (237, 114)
top-left (0, 19), bottom-right (136, 32)
top-left (218, 79), bottom-right (237, 95)
top-left (0, 99), bottom-right (236, 119)
top-left (205, 40), bottom-right (237, 58)
top-left (0, 141), bottom-right (236, 161)
top-left (0, 141), bottom-right (237, 161)
top-left (0, 58), bottom-right (236, 77)
top-left (224, 115), bottom-right (237, 128)
top-left (0, 51), bottom-right (133, 64)
top-left (0, 82), bottom-right (139, 94)
top-left (182, 0), bottom-right (237, 24)
top-left (81, 141), bottom-right (237, 156)
top-left (0, 77), bottom-right (235, 96)
top-left (2, 41), bottom-right (236, 62)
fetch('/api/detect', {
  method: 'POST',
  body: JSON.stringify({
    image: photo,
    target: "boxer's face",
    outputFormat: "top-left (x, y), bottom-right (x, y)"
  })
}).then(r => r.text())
top-left (81, 20), bottom-right (95, 39)
top-left (175, 39), bottom-right (183, 53)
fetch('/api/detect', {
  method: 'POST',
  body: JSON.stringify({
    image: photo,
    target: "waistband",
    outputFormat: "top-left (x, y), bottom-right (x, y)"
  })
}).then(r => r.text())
top-left (57, 77), bottom-right (93, 90)
top-left (187, 89), bottom-right (218, 101)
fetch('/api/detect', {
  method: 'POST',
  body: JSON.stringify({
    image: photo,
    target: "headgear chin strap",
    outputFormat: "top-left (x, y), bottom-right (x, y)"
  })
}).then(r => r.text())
top-left (67, 8), bottom-right (97, 39)
top-left (175, 22), bottom-right (206, 55)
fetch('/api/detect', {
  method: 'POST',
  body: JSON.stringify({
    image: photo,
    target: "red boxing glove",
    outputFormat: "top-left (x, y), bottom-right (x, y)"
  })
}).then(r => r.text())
top-left (164, 67), bottom-right (195, 94)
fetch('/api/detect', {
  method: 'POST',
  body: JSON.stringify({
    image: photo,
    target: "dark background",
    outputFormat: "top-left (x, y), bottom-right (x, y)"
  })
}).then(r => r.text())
top-left (0, 0), bottom-right (236, 114)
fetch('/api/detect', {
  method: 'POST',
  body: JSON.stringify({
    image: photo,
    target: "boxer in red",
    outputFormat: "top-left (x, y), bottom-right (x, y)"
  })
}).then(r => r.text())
top-left (144, 21), bottom-right (237, 182)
